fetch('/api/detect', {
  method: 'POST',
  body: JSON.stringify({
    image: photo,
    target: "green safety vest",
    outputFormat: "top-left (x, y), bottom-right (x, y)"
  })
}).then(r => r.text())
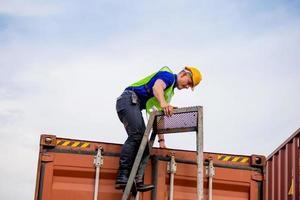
top-left (129, 66), bottom-right (175, 114)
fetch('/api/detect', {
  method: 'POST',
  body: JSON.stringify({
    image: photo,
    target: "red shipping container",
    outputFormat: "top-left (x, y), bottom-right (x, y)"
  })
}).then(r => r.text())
top-left (265, 128), bottom-right (300, 200)
top-left (35, 134), bottom-right (265, 200)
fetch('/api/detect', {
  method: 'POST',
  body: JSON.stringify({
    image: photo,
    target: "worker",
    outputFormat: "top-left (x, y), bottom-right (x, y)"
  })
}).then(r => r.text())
top-left (115, 66), bottom-right (202, 192)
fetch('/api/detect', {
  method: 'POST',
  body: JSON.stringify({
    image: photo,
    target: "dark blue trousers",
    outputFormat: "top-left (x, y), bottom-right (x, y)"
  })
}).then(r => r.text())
top-left (116, 90), bottom-right (150, 180)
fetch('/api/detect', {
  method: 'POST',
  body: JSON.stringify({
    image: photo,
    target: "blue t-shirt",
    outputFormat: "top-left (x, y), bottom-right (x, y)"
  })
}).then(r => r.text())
top-left (126, 71), bottom-right (177, 109)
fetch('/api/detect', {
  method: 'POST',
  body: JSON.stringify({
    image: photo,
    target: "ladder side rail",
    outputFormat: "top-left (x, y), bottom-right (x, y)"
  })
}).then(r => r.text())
top-left (122, 113), bottom-right (156, 200)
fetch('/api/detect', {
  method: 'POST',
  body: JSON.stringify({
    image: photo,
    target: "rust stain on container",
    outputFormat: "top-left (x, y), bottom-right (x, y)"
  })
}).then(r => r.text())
top-left (35, 134), bottom-right (265, 200)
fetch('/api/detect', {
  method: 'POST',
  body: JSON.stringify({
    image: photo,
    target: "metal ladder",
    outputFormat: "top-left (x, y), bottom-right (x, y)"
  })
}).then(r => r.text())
top-left (121, 106), bottom-right (204, 200)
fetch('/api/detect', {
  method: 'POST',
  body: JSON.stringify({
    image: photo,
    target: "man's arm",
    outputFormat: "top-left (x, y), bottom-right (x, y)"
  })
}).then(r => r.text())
top-left (152, 79), bottom-right (174, 117)
top-left (153, 79), bottom-right (174, 149)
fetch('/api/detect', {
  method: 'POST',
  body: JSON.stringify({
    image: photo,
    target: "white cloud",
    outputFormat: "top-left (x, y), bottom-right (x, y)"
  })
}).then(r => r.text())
top-left (0, 0), bottom-right (61, 17)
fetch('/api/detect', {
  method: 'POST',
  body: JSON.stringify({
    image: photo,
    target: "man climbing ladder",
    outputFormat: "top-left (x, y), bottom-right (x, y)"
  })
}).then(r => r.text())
top-left (115, 66), bottom-right (202, 192)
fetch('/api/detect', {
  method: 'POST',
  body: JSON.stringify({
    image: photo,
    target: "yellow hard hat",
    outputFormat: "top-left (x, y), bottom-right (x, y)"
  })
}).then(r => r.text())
top-left (185, 66), bottom-right (202, 89)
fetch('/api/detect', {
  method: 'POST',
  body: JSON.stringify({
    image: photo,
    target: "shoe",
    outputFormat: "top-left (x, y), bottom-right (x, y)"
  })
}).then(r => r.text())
top-left (115, 182), bottom-right (127, 190)
top-left (136, 182), bottom-right (155, 192)
top-left (115, 169), bottom-right (128, 190)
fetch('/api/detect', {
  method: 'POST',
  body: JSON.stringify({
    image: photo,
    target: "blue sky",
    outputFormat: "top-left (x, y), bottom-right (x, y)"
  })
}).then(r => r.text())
top-left (0, 0), bottom-right (300, 199)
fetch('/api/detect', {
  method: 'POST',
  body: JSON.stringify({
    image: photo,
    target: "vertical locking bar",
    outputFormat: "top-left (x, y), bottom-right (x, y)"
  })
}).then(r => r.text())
top-left (208, 158), bottom-right (215, 200)
top-left (167, 153), bottom-right (177, 200)
top-left (93, 146), bottom-right (104, 200)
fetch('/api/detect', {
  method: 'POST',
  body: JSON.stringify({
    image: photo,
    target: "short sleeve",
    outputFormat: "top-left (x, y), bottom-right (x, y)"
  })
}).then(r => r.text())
top-left (154, 71), bottom-right (175, 88)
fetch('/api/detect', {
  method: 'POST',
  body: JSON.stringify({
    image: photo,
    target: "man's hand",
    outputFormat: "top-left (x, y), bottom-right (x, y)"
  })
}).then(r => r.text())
top-left (160, 102), bottom-right (174, 117)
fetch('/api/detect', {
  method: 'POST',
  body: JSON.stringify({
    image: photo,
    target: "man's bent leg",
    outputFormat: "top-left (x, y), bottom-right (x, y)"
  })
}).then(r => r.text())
top-left (115, 91), bottom-right (146, 189)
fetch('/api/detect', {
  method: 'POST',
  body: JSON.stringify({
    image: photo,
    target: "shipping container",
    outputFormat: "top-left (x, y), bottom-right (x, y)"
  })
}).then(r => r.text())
top-left (35, 134), bottom-right (265, 200)
top-left (265, 128), bottom-right (300, 200)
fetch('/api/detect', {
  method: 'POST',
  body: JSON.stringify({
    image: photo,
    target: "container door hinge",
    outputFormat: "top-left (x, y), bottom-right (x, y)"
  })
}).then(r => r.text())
top-left (251, 172), bottom-right (263, 181)
top-left (205, 158), bottom-right (215, 177)
top-left (167, 152), bottom-right (177, 174)
top-left (41, 153), bottom-right (54, 162)
top-left (94, 146), bottom-right (104, 167)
